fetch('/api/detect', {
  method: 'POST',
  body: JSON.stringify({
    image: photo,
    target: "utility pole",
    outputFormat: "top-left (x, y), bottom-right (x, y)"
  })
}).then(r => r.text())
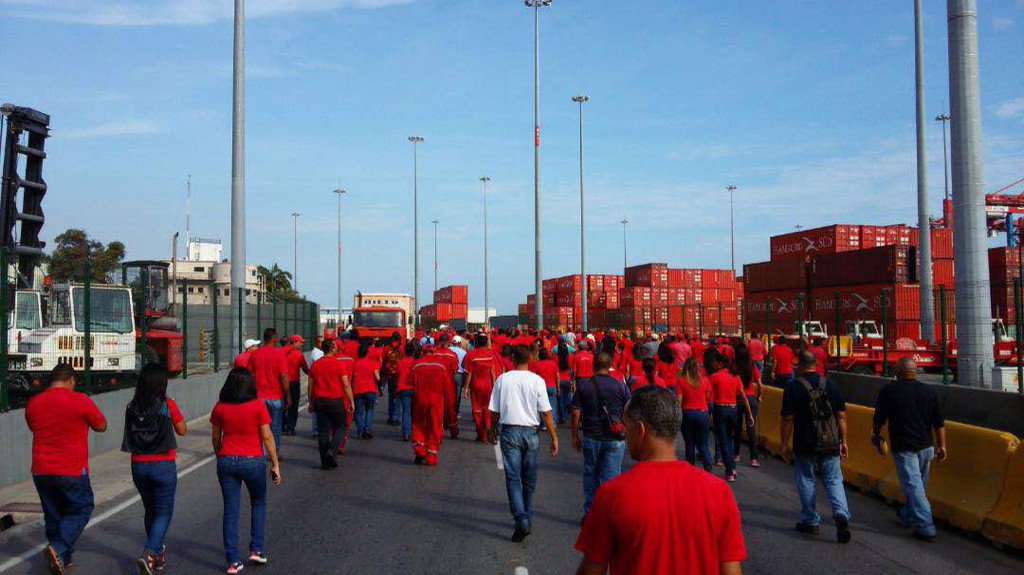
top-left (185, 175), bottom-right (192, 259)
top-left (431, 219), bottom-right (439, 293)
top-left (915, 0), bottom-right (935, 342)
top-left (291, 212), bottom-right (300, 293)
top-left (947, 0), bottom-right (994, 387)
top-left (620, 218), bottom-right (629, 270)
top-left (936, 113), bottom-right (952, 202)
top-left (408, 135), bottom-right (424, 330)
top-left (230, 0), bottom-right (246, 351)
top-left (333, 185), bottom-right (346, 320)
top-left (573, 94), bottom-right (589, 332)
top-left (480, 176), bottom-right (492, 330)
top-left (727, 185), bottom-right (737, 275)
top-left (526, 0), bottom-right (552, 331)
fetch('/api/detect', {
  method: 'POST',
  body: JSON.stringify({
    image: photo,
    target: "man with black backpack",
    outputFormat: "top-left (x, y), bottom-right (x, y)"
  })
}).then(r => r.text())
top-left (780, 350), bottom-right (852, 544)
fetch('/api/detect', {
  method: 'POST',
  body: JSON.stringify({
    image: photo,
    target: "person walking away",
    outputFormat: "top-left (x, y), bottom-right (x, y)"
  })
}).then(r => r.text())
top-left (463, 334), bottom-right (499, 442)
top-left (488, 345), bottom-right (558, 542)
top-left (394, 343), bottom-right (418, 441)
top-left (570, 353), bottom-right (630, 519)
top-left (410, 345), bottom-right (456, 466)
top-left (435, 335), bottom-right (462, 438)
top-left (667, 334), bottom-right (691, 366)
top-left (384, 334), bottom-right (402, 426)
top-left (574, 386), bottom-right (747, 575)
top-left (122, 364), bottom-right (187, 574)
top-left (449, 335), bottom-right (468, 415)
top-left (498, 343), bottom-right (514, 373)
top-left (306, 335), bottom-right (325, 438)
top-left (352, 343), bottom-right (382, 440)
top-left (655, 344), bottom-right (679, 393)
top-left (307, 339), bottom-right (355, 469)
top-left (247, 328), bottom-right (290, 452)
top-left (234, 339), bottom-right (260, 369)
top-left (747, 333), bottom-right (765, 373)
top-left (630, 358), bottom-right (665, 390)
top-left (25, 364), bottom-right (107, 575)
top-left (770, 336), bottom-right (795, 388)
top-left (808, 338), bottom-right (828, 376)
top-left (733, 345), bottom-right (762, 469)
top-left (689, 335), bottom-right (705, 368)
top-left (333, 346), bottom-right (357, 454)
top-left (708, 352), bottom-right (754, 483)
top-left (573, 341), bottom-right (595, 390)
top-left (622, 343), bottom-right (643, 388)
top-left (872, 358), bottom-right (946, 542)
top-left (640, 333), bottom-right (660, 360)
top-left (555, 337), bottom-right (575, 424)
top-left (780, 350), bottom-right (851, 544)
top-left (530, 348), bottom-right (560, 429)
top-left (677, 358), bottom-right (713, 470)
top-left (282, 336), bottom-right (309, 437)
top-left (210, 368), bottom-right (282, 573)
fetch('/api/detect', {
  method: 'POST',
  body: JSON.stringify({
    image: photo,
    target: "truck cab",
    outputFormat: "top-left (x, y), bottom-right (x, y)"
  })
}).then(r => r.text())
top-left (793, 320), bottom-right (828, 341)
top-left (349, 306), bottom-right (409, 342)
top-left (845, 320), bottom-right (883, 347)
top-left (992, 319), bottom-right (1013, 343)
top-left (7, 290), bottom-right (43, 353)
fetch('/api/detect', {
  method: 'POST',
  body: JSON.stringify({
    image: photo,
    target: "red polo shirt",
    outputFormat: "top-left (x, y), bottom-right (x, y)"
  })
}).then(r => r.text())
top-left (248, 345), bottom-right (288, 400)
top-left (25, 387), bottom-right (106, 476)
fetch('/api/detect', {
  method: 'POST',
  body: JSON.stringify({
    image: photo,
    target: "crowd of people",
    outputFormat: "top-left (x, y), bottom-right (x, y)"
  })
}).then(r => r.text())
top-left (22, 323), bottom-right (950, 575)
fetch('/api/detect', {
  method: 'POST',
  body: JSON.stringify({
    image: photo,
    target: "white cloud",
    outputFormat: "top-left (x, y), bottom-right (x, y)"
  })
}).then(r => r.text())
top-left (0, 0), bottom-right (416, 26)
top-left (61, 120), bottom-right (159, 138)
top-left (995, 97), bottom-right (1024, 122)
top-left (993, 17), bottom-right (1015, 31)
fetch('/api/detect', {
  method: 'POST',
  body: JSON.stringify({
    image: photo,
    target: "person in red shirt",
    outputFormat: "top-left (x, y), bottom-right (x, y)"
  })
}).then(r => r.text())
top-left (689, 336), bottom-right (706, 367)
top-left (530, 347), bottom-right (560, 428)
top-left (630, 357), bottom-right (666, 391)
top-left (25, 364), bottom-right (107, 573)
top-left (770, 336), bottom-right (796, 387)
top-left (655, 345), bottom-right (679, 393)
top-left (708, 352), bottom-right (755, 482)
top-left (333, 348), bottom-right (357, 453)
top-left (678, 358), bottom-right (713, 470)
top-left (733, 345), bottom-right (764, 469)
top-left (434, 335), bottom-right (462, 438)
top-left (410, 347), bottom-right (456, 466)
top-left (498, 344), bottom-right (514, 374)
top-left (307, 339), bottom-right (355, 469)
top-left (211, 368), bottom-right (281, 574)
top-left (809, 338), bottom-right (828, 376)
top-left (553, 337), bottom-right (575, 424)
top-left (463, 334), bottom-right (500, 442)
top-left (352, 343), bottom-right (382, 440)
top-left (575, 385), bottom-right (747, 575)
top-left (340, 330), bottom-right (360, 359)
top-left (747, 333), bottom-right (766, 373)
top-left (573, 341), bottom-right (595, 385)
top-left (233, 339), bottom-right (260, 369)
top-left (282, 335), bottom-right (309, 436)
top-left (246, 328), bottom-right (290, 451)
top-left (123, 364), bottom-right (188, 573)
top-left (394, 343), bottom-right (418, 441)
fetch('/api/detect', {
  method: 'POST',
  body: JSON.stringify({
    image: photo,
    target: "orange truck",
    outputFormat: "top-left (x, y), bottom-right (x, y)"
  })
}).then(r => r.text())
top-left (346, 292), bottom-right (415, 342)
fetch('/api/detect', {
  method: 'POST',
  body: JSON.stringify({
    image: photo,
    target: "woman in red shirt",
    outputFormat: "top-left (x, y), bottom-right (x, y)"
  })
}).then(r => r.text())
top-left (352, 344), bottom-right (382, 440)
top-left (124, 364), bottom-right (187, 573)
top-left (630, 358), bottom-right (666, 390)
top-left (707, 352), bottom-right (754, 483)
top-left (210, 368), bottom-right (281, 574)
top-left (655, 344), bottom-right (679, 393)
top-left (732, 345), bottom-right (763, 468)
top-left (394, 343), bottom-right (418, 441)
top-left (554, 338), bottom-right (574, 424)
top-left (678, 358), bottom-right (713, 471)
top-left (530, 347), bottom-right (560, 425)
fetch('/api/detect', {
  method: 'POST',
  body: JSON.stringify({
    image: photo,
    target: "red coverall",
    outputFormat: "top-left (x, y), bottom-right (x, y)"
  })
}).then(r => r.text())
top-left (463, 348), bottom-right (498, 441)
top-left (410, 353), bottom-right (455, 466)
top-left (434, 347), bottom-right (461, 438)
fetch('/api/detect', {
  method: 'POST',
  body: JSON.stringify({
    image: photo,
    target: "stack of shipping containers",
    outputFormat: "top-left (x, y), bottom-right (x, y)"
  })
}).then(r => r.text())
top-left (420, 285), bottom-right (468, 327)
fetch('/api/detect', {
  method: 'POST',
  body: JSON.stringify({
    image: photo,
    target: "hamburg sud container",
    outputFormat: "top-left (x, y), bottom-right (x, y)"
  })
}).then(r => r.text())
top-left (808, 284), bottom-right (920, 323)
top-left (744, 259), bottom-right (808, 293)
top-left (809, 245), bottom-right (912, 288)
top-left (743, 290), bottom-right (806, 335)
top-left (770, 225), bottom-right (861, 261)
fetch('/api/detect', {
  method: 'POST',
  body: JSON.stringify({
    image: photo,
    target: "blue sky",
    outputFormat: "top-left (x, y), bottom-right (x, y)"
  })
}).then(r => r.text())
top-left (2, 0), bottom-right (1023, 313)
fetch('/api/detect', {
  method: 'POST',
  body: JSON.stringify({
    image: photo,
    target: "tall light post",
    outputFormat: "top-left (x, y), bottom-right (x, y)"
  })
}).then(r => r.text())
top-left (408, 135), bottom-right (424, 329)
top-left (431, 219), bottom-right (439, 293)
top-left (333, 185), bottom-right (346, 319)
top-left (620, 218), bottom-right (629, 270)
top-left (230, 0), bottom-right (246, 351)
top-left (914, 0), bottom-right (935, 342)
top-left (291, 212), bottom-right (300, 293)
top-left (480, 176), bottom-right (492, 330)
top-left (573, 94), bottom-right (590, 332)
top-left (726, 185), bottom-right (737, 274)
top-left (526, 0), bottom-right (551, 331)
top-left (936, 113), bottom-right (951, 202)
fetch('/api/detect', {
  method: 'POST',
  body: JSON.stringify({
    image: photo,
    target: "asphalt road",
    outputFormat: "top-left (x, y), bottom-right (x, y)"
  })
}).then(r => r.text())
top-left (1, 400), bottom-right (1022, 575)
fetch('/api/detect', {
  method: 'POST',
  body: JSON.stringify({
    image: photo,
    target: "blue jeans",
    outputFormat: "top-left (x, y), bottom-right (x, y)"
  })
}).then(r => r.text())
top-left (396, 390), bottom-right (414, 437)
top-left (682, 409), bottom-right (713, 469)
top-left (354, 392), bottom-right (378, 434)
top-left (753, 360), bottom-right (764, 373)
top-left (712, 406), bottom-right (738, 475)
top-left (264, 399), bottom-right (284, 452)
top-left (734, 396), bottom-right (759, 461)
top-left (386, 378), bottom-right (399, 422)
top-left (283, 381), bottom-right (301, 432)
top-left (33, 474), bottom-right (95, 565)
top-left (131, 461), bottom-right (177, 556)
top-left (581, 437), bottom-right (625, 513)
top-left (453, 373), bottom-right (466, 415)
top-left (216, 456), bottom-right (267, 565)
top-left (774, 373), bottom-right (794, 389)
top-left (545, 388), bottom-right (558, 427)
top-left (793, 453), bottom-right (851, 526)
top-left (893, 447), bottom-right (936, 537)
top-left (500, 426), bottom-right (539, 528)
top-left (557, 381), bottom-right (573, 423)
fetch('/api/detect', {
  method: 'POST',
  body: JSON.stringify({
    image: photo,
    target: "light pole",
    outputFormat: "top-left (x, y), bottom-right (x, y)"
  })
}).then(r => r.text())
top-left (480, 176), bottom-right (491, 330)
top-left (726, 185), bottom-right (737, 274)
top-left (526, 0), bottom-right (551, 331)
top-left (408, 135), bottom-right (424, 329)
top-left (230, 0), bottom-right (246, 351)
top-left (620, 218), bottom-right (629, 270)
top-left (333, 185), bottom-right (346, 319)
top-left (291, 212), bottom-right (300, 293)
top-left (573, 94), bottom-right (589, 332)
top-left (914, 0), bottom-right (935, 342)
top-left (431, 219), bottom-right (439, 293)
top-left (936, 113), bottom-right (951, 202)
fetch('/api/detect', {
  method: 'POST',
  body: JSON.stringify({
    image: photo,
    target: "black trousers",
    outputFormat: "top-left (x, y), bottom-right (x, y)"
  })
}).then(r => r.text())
top-left (283, 381), bottom-right (301, 432)
top-left (314, 398), bottom-right (347, 468)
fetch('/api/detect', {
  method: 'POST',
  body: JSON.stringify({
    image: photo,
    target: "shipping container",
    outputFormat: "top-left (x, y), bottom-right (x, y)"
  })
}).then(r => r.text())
top-left (770, 225), bottom-right (861, 261)
top-left (743, 258), bottom-right (809, 293)
top-left (557, 275), bottom-right (582, 293)
top-left (743, 290), bottom-right (808, 336)
top-left (556, 291), bottom-right (582, 308)
top-left (625, 263), bottom-right (669, 288)
top-left (620, 286), bottom-right (653, 308)
top-left (809, 284), bottom-right (920, 324)
top-left (932, 259), bottom-right (954, 288)
top-left (542, 278), bottom-right (558, 294)
top-left (810, 245), bottom-right (912, 288)
top-left (701, 269), bottom-right (736, 289)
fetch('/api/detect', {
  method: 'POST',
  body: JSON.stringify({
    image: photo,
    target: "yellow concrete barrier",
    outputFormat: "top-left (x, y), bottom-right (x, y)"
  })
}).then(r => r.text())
top-left (878, 421), bottom-right (1019, 532)
top-left (982, 445), bottom-right (1024, 549)
top-left (756, 386), bottom-right (783, 455)
top-left (840, 404), bottom-right (896, 492)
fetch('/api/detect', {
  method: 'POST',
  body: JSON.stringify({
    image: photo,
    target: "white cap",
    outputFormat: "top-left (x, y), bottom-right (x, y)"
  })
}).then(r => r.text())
top-left (244, 339), bottom-right (260, 349)
top-left (452, 335), bottom-right (463, 344)
top-left (650, 333), bottom-right (660, 341)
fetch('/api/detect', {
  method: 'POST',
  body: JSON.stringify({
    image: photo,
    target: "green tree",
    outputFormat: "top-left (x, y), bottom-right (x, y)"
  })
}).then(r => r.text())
top-left (46, 229), bottom-right (125, 283)
top-left (257, 263), bottom-right (301, 301)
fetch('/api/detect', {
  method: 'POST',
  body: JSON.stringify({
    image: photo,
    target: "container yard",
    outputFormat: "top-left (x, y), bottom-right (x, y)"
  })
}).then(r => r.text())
top-left (419, 284), bottom-right (469, 327)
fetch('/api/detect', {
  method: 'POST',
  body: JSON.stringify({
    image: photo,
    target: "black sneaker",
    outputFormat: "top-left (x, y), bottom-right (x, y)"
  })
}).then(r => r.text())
top-left (414, 455), bottom-right (425, 465)
top-left (795, 522), bottom-right (820, 536)
top-left (912, 531), bottom-right (936, 543)
top-left (402, 435), bottom-right (411, 442)
top-left (511, 524), bottom-right (531, 542)
top-left (836, 515), bottom-right (852, 544)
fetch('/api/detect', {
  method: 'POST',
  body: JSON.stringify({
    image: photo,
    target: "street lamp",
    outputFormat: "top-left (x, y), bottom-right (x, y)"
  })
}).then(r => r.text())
top-left (291, 212), bottom-right (301, 293)
top-left (620, 218), bottom-right (629, 270)
top-left (230, 0), bottom-right (246, 352)
top-left (936, 113), bottom-right (951, 202)
top-left (480, 176), bottom-right (492, 330)
top-left (573, 94), bottom-right (590, 332)
top-left (333, 185), bottom-right (346, 320)
top-left (431, 219), bottom-right (439, 293)
top-left (526, 0), bottom-right (552, 331)
top-left (408, 135), bottom-right (424, 329)
top-left (726, 185), bottom-right (737, 274)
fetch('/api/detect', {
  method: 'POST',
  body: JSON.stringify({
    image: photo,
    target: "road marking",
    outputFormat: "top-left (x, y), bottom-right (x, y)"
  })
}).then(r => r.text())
top-left (494, 443), bottom-right (504, 471)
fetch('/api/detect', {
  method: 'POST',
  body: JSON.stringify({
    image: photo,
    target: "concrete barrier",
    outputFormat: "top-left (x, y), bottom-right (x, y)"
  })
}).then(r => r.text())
top-left (756, 386), bottom-right (783, 454)
top-left (878, 421), bottom-right (1019, 532)
top-left (839, 404), bottom-right (896, 492)
top-left (983, 445), bottom-right (1024, 549)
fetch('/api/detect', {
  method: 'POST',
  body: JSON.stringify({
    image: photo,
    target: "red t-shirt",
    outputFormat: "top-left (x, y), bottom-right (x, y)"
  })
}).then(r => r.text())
top-left (25, 387), bottom-right (106, 476)
top-left (209, 400), bottom-right (270, 458)
top-left (680, 375), bottom-right (711, 411)
top-left (770, 344), bottom-right (795, 376)
top-left (656, 360), bottom-right (678, 392)
top-left (131, 398), bottom-right (185, 463)
top-left (530, 359), bottom-right (559, 389)
top-left (575, 461), bottom-right (746, 574)
top-left (247, 345), bottom-right (288, 400)
top-left (741, 367), bottom-right (761, 397)
top-left (718, 344), bottom-right (735, 363)
top-left (690, 340), bottom-right (706, 364)
top-left (810, 346), bottom-right (827, 375)
top-left (396, 356), bottom-right (416, 392)
top-left (630, 373), bottom-right (666, 391)
top-left (623, 356), bottom-right (643, 381)
top-left (309, 356), bottom-right (346, 400)
top-left (499, 356), bottom-right (513, 374)
top-left (709, 369), bottom-right (743, 405)
top-left (284, 347), bottom-right (308, 382)
top-left (352, 357), bottom-right (379, 395)
top-left (747, 338), bottom-right (766, 361)
top-left (573, 351), bottom-right (595, 378)
top-left (233, 351), bottom-right (252, 368)
top-left (464, 348), bottom-right (498, 387)
top-left (341, 339), bottom-right (359, 359)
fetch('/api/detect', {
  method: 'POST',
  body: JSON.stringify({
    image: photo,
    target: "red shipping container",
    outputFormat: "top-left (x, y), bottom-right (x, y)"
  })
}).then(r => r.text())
top-left (652, 306), bottom-right (669, 326)
top-left (651, 288), bottom-right (669, 306)
top-left (929, 228), bottom-right (954, 259)
top-left (586, 275), bottom-right (604, 293)
top-left (743, 259), bottom-right (808, 293)
top-left (667, 288), bottom-right (686, 306)
top-left (620, 287), bottom-right (652, 308)
top-left (991, 284), bottom-right (1017, 324)
top-left (435, 303), bottom-right (454, 322)
top-left (526, 294), bottom-right (536, 306)
top-left (701, 288), bottom-right (735, 304)
top-left (556, 291), bottom-right (581, 307)
top-left (452, 303), bottom-right (468, 319)
top-left (668, 307), bottom-right (684, 326)
top-left (518, 304), bottom-right (529, 316)
top-left (932, 259), bottom-right (954, 288)
top-left (450, 285), bottom-right (468, 305)
top-left (542, 292), bottom-right (557, 306)
top-left (557, 275), bottom-right (582, 292)
top-left (770, 225), bottom-right (861, 261)
top-left (434, 288), bottom-right (448, 303)
top-left (809, 284), bottom-right (920, 323)
top-left (744, 290), bottom-right (807, 335)
top-left (625, 263), bottom-right (669, 288)
top-left (542, 278), bottom-right (558, 293)
top-left (810, 245), bottom-right (912, 288)
top-left (667, 269), bottom-right (686, 289)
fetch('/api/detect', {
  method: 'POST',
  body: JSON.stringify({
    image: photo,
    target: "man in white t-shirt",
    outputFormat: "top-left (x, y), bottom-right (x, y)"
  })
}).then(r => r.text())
top-left (488, 344), bottom-right (559, 543)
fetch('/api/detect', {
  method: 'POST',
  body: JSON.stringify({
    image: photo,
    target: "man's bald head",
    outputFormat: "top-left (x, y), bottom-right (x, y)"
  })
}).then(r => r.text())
top-left (895, 357), bottom-right (917, 380)
top-left (797, 349), bottom-right (817, 372)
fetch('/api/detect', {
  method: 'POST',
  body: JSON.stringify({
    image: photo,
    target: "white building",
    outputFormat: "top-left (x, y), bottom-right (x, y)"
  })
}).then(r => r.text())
top-left (320, 306), bottom-right (353, 329)
top-left (164, 259), bottom-right (265, 305)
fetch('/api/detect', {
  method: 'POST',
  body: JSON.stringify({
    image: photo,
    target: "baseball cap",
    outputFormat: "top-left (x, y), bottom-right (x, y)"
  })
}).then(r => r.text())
top-left (289, 335), bottom-right (306, 344)
top-left (243, 339), bottom-right (260, 349)
top-left (452, 335), bottom-right (463, 344)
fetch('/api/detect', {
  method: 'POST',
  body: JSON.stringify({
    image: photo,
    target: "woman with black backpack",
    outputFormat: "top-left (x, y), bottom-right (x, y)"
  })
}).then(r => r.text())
top-left (122, 364), bottom-right (187, 574)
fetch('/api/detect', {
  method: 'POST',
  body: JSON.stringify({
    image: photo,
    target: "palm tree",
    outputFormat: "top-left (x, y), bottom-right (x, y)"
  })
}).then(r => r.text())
top-left (257, 263), bottom-right (293, 295)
